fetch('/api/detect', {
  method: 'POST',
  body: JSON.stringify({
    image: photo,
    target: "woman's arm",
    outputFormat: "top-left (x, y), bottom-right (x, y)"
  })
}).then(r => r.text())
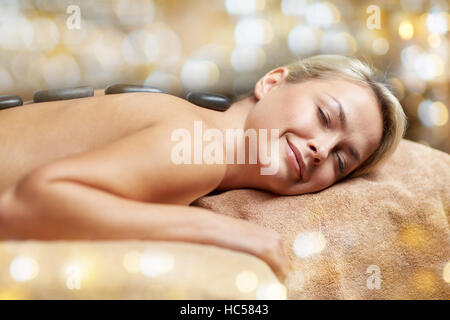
top-left (0, 116), bottom-right (291, 281)
top-left (0, 177), bottom-right (290, 282)
top-left (0, 178), bottom-right (223, 242)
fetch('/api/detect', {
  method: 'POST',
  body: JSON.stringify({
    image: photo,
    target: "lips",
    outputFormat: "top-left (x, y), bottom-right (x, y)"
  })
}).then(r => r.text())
top-left (286, 138), bottom-right (305, 181)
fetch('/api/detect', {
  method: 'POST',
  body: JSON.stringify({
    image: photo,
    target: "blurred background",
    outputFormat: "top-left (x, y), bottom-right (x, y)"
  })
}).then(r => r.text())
top-left (0, 0), bottom-right (448, 153)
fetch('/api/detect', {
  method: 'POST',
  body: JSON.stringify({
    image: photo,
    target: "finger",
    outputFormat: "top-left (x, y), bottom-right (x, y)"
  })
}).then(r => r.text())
top-left (276, 268), bottom-right (288, 284)
top-left (270, 259), bottom-right (288, 284)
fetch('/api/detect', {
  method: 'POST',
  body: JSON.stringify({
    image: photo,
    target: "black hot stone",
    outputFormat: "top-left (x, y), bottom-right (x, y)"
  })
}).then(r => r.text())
top-left (33, 86), bottom-right (94, 103)
top-left (0, 95), bottom-right (23, 110)
top-left (105, 84), bottom-right (164, 95)
top-left (185, 92), bottom-right (231, 111)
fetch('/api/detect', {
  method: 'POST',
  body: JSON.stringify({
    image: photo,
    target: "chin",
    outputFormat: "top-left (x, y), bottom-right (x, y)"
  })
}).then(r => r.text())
top-left (260, 172), bottom-right (301, 195)
top-left (255, 148), bottom-right (303, 194)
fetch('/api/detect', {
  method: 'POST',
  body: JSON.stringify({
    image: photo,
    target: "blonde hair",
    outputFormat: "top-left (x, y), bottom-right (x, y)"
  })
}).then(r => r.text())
top-left (283, 54), bottom-right (408, 178)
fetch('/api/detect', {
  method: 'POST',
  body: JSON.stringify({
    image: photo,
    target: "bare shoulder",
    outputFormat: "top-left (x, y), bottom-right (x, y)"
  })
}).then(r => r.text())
top-left (25, 93), bottom-right (227, 206)
top-left (127, 92), bottom-right (223, 125)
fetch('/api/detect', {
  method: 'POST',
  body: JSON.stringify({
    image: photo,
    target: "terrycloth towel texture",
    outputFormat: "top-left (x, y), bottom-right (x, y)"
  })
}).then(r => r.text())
top-left (192, 139), bottom-right (450, 299)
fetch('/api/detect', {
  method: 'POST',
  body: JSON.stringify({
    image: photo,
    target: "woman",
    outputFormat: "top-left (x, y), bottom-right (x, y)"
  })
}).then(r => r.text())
top-left (0, 55), bottom-right (407, 282)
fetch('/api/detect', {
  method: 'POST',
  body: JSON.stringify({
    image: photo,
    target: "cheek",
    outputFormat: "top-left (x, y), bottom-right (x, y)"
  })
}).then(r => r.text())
top-left (249, 100), bottom-right (292, 130)
top-left (280, 106), bottom-right (301, 125)
top-left (282, 98), bottom-right (317, 130)
top-left (264, 91), bottom-right (301, 123)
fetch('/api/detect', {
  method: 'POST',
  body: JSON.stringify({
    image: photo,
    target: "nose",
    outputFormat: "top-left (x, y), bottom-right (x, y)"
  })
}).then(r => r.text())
top-left (307, 139), bottom-right (335, 165)
top-left (307, 143), bottom-right (325, 165)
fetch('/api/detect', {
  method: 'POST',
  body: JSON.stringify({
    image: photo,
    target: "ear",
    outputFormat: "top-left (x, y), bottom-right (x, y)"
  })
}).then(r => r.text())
top-left (254, 67), bottom-right (289, 100)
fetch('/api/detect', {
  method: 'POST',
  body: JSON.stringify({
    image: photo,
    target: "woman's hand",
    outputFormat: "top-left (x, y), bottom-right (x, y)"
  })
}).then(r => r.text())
top-left (248, 224), bottom-right (292, 284)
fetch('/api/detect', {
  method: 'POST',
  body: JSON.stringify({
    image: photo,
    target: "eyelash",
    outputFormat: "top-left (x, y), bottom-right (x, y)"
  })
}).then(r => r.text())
top-left (317, 106), bottom-right (346, 174)
top-left (318, 107), bottom-right (329, 127)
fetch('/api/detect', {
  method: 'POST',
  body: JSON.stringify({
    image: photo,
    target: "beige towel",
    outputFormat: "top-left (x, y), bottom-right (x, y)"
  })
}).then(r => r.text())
top-left (192, 139), bottom-right (450, 299)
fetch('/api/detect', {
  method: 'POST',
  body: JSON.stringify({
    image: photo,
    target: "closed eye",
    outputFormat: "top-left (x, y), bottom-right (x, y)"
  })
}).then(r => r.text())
top-left (336, 152), bottom-right (346, 175)
top-left (317, 106), bottom-right (347, 175)
top-left (317, 106), bottom-right (329, 127)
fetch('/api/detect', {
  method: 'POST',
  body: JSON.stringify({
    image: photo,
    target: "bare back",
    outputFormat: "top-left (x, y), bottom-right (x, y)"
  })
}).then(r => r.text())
top-left (0, 92), bottom-right (222, 197)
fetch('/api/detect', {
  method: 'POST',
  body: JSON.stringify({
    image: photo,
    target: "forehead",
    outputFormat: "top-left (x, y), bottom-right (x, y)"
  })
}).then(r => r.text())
top-left (288, 77), bottom-right (376, 101)
top-left (288, 77), bottom-right (383, 160)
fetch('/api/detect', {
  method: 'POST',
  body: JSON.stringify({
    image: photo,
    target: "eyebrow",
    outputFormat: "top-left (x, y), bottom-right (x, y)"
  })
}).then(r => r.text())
top-left (326, 93), bottom-right (347, 129)
top-left (326, 93), bottom-right (361, 165)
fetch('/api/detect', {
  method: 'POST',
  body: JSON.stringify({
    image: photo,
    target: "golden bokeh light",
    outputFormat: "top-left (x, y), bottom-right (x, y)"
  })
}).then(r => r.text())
top-left (0, 68), bottom-right (14, 92)
top-left (231, 46), bottom-right (266, 72)
top-left (426, 12), bottom-right (448, 35)
top-left (144, 71), bottom-right (182, 95)
top-left (9, 256), bottom-right (39, 282)
top-left (399, 20), bottom-right (414, 39)
top-left (288, 25), bottom-right (322, 55)
top-left (412, 269), bottom-right (438, 295)
top-left (123, 251), bottom-right (141, 273)
top-left (399, 225), bottom-right (429, 248)
top-left (256, 282), bottom-right (287, 300)
top-left (320, 31), bottom-right (357, 55)
top-left (293, 230), bottom-right (327, 258)
top-left (427, 34), bottom-right (441, 47)
top-left (43, 54), bottom-right (80, 88)
top-left (281, 0), bottom-right (308, 16)
top-left (418, 100), bottom-right (449, 127)
top-left (113, 0), bottom-right (155, 26)
top-left (0, 15), bottom-right (33, 51)
top-left (180, 60), bottom-right (220, 90)
top-left (234, 17), bottom-right (274, 46)
top-left (226, 0), bottom-right (265, 15)
top-left (443, 261), bottom-right (450, 283)
top-left (429, 101), bottom-right (449, 126)
top-left (140, 248), bottom-right (174, 278)
top-left (372, 37), bottom-right (390, 55)
top-left (305, 2), bottom-right (340, 27)
top-left (235, 271), bottom-right (259, 293)
top-left (29, 18), bottom-right (60, 52)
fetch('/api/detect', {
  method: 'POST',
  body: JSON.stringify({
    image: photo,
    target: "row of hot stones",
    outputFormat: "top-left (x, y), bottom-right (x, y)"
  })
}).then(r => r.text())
top-left (0, 84), bottom-right (232, 112)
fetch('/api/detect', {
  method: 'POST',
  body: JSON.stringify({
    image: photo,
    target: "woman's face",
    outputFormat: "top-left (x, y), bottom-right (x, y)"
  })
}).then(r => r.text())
top-left (244, 67), bottom-right (383, 195)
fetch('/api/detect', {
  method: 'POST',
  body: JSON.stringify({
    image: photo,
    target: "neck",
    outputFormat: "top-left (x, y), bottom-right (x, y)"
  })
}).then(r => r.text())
top-left (214, 95), bottom-right (260, 191)
top-left (221, 94), bottom-right (256, 129)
